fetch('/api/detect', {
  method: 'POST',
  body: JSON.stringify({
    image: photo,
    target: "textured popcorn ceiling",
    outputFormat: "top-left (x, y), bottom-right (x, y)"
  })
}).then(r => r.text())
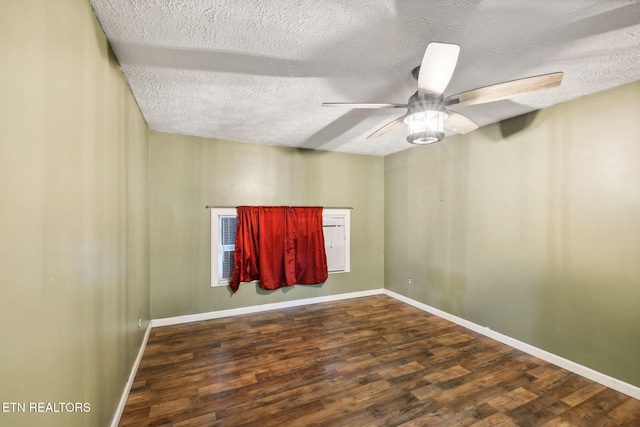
top-left (90, 0), bottom-right (640, 156)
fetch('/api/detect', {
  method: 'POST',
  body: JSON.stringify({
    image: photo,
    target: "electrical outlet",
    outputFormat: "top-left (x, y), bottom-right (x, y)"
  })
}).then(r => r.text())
top-left (138, 318), bottom-right (142, 329)
top-left (408, 278), bottom-right (412, 285)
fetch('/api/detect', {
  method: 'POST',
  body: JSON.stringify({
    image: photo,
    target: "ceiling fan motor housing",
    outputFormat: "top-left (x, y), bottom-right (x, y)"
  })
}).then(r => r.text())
top-left (405, 92), bottom-right (447, 144)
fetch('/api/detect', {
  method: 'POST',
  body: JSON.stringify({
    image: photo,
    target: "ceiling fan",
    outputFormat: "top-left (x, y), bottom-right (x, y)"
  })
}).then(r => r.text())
top-left (323, 42), bottom-right (563, 144)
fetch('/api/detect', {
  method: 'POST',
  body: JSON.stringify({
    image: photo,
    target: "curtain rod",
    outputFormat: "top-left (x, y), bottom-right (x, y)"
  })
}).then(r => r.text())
top-left (206, 205), bottom-right (353, 210)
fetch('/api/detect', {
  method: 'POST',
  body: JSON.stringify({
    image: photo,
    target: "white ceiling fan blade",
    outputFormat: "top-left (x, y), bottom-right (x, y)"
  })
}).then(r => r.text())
top-left (322, 102), bottom-right (408, 109)
top-left (444, 111), bottom-right (479, 134)
top-left (417, 42), bottom-right (460, 96)
top-left (445, 72), bottom-right (563, 107)
top-left (367, 115), bottom-right (407, 139)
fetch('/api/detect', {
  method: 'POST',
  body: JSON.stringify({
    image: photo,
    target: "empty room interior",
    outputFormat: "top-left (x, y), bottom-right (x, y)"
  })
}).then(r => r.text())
top-left (1, 1), bottom-right (640, 426)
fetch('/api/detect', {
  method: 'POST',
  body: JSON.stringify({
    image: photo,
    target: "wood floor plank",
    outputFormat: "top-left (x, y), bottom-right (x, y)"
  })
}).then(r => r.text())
top-left (172, 412), bottom-right (217, 427)
top-left (485, 386), bottom-right (538, 412)
top-left (425, 364), bottom-right (471, 383)
top-left (118, 295), bottom-right (640, 426)
top-left (561, 383), bottom-right (608, 407)
top-left (608, 396), bottom-right (640, 424)
top-left (470, 412), bottom-right (520, 426)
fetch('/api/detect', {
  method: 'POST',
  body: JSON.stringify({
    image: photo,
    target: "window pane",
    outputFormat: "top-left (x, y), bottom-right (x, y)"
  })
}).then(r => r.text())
top-left (222, 250), bottom-right (235, 280)
top-left (220, 216), bottom-right (238, 246)
top-left (219, 215), bottom-right (237, 282)
top-left (323, 215), bottom-right (346, 272)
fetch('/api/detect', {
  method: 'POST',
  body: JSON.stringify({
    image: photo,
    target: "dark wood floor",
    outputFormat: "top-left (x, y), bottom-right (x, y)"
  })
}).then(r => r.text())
top-left (119, 295), bottom-right (640, 426)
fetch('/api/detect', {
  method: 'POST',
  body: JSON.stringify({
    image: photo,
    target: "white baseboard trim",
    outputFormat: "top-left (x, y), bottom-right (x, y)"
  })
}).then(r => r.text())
top-left (110, 322), bottom-right (153, 427)
top-left (383, 289), bottom-right (640, 400)
top-left (151, 289), bottom-right (385, 328)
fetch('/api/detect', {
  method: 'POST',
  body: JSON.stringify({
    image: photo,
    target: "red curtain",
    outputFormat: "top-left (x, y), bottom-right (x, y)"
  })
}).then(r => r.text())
top-left (229, 206), bottom-right (328, 293)
top-left (228, 206), bottom-right (260, 291)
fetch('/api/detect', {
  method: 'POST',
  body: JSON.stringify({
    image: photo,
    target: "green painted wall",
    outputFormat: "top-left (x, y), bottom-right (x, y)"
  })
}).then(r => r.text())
top-left (0, 1), bottom-right (150, 426)
top-left (385, 81), bottom-right (640, 387)
top-left (149, 132), bottom-right (384, 319)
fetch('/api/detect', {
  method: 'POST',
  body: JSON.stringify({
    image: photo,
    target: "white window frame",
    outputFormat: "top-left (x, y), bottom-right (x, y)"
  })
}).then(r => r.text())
top-left (210, 208), bottom-right (238, 287)
top-left (322, 209), bottom-right (351, 274)
top-left (211, 207), bottom-right (351, 287)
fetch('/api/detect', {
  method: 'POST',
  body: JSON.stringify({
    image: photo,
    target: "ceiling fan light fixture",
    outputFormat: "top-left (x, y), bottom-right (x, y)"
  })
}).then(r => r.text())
top-left (404, 110), bottom-right (447, 144)
top-left (322, 42), bottom-right (562, 145)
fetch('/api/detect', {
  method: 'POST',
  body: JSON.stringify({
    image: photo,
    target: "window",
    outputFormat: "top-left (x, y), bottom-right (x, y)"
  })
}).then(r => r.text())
top-left (210, 207), bottom-right (350, 287)
top-left (322, 209), bottom-right (350, 273)
top-left (211, 208), bottom-right (238, 287)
